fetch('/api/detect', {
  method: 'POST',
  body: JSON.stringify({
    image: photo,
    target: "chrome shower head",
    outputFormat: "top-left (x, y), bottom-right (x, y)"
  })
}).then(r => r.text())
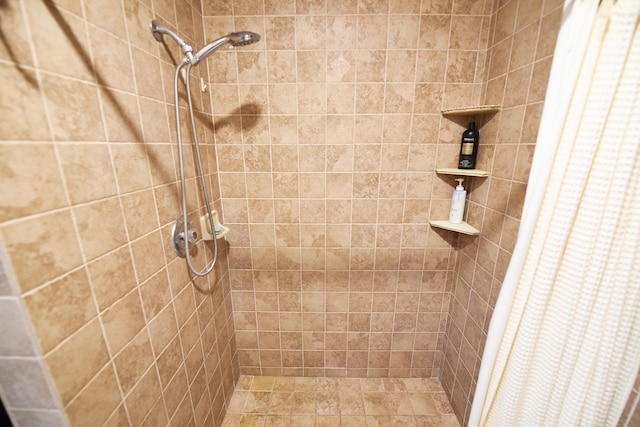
top-left (228, 31), bottom-right (261, 47)
top-left (191, 31), bottom-right (261, 65)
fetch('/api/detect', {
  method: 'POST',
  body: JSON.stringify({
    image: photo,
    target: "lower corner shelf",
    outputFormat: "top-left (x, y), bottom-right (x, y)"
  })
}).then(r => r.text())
top-left (429, 220), bottom-right (480, 236)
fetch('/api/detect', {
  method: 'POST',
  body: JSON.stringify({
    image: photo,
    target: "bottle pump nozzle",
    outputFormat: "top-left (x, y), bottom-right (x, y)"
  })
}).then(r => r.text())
top-left (455, 178), bottom-right (464, 189)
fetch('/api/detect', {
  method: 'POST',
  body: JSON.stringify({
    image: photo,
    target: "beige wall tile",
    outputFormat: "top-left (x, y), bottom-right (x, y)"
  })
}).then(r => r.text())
top-left (0, 63), bottom-right (50, 140)
top-left (23, 1), bottom-right (93, 82)
top-left (209, 51), bottom-right (240, 84)
top-left (536, 7), bottom-right (562, 60)
top-left (493, 1), bottom-right (517, 44)
top-left (113, 328), bottom-right (155, 394)
top-left (0, 144), bottom-right (67, 221)
top-left (45, 318), bottom-right (110, 405)
top-left (88, 27), bottom-right (135, 93)
top-left (73, 197), bottom-right (127, 261)
top-left (101, 288), bottom-right (146, 354)
top-left (101, 89), bottom-right (144, 143)
top-left (510, 23), bottom-right (538, 71)
top-left (449, 16), bottom-right (484, 50)
top-left (453, 0), bottom-right (487, 14)
top-left (446, 51), bottom-right (479, 84)
top-left (130, 230), bottom-right (166, 283)
top-left (111, 143), bottom-right (152, 194)
top-left (0, 0), bottom-right (34, 67)
top-left (266, 17), bottom-right (296, 50)
top-left (419, 15), bottom-right (452, 50)
top-left (84, 0), bottom-right (126, 38)
top-left (516, 0), bottom-right (543, 31)
top-left (356, 50), bottom-right (387, 83)
top-left (23, 268), bottom-right (96, 354)
top-left (57, 143), bottom-right (117, 205)
top-left (65, 364), bottom-right (121, 427)
top-left (267, 51), bottom-right (298, 83)
top-left (87, 246), bottom-right (136, 310)
top-left (357, 16), bottom-right (389, 49)
top-left (123, 1), bottom-right (156, 53)
top-left (138, 269), bottom-right (172, 320)
top-left (124, 365), bottom-right (163, 426)
top-left (40, 74), bottom-right (105, 142)
top-left (1, 210), bottom-right (82, 292)
top-left (121, 189), bottom-right (160, 240)
top-left (496, 106), bottom-right (525, 143)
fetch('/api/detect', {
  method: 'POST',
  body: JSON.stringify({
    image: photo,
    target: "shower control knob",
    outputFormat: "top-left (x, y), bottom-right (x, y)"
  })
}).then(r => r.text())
top-left (171, 216), bottom-right (198, 258)
top-left (177, 228), bottom-right (197, 243)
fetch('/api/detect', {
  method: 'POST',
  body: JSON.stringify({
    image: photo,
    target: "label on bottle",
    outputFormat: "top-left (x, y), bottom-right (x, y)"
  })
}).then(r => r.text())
top-left (461, 142), bottom-right (474, 155)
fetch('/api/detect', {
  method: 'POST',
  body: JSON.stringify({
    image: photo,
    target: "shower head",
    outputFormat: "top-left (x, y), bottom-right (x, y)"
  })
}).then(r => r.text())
top-left (228, 31), bottom-right (261, 47)
top-left (191, 31), bottom-right (261, 65)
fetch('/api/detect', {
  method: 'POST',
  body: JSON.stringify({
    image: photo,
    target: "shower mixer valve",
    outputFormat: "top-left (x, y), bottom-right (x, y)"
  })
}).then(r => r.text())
top-left (171, 216), bottom-right (198, 258)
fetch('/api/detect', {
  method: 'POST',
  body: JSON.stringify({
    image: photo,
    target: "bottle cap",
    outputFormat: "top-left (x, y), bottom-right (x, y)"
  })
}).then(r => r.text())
top-left (455, 178), bottom-right (464, 190)
top-left (468, 122), bottom-right (476, 130)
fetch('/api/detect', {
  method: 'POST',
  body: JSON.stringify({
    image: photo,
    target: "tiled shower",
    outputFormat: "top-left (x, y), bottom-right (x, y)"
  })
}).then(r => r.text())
top-left (0, 0), bottom-right (574, 426)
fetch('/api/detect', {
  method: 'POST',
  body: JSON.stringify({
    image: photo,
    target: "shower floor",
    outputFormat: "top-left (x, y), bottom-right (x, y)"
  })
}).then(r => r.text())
top-left (221, 375), bottom-right (460, 426)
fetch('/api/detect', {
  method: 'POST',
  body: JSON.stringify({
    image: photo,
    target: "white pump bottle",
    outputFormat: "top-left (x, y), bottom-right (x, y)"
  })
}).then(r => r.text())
top-left (449, 178), bottom-right (466, 224)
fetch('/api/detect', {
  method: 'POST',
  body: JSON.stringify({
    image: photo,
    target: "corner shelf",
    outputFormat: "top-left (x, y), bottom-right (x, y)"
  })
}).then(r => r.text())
top-left (432, 169), bottom-right (487, 236)
top-left (436, 168), bottom-right (489, 177)
top-left (430, 220), bottom-right (480, 236)
top-left (441, 105), bottom-right (501, 116)
top-left (432, 105), bottom-right (498, 236)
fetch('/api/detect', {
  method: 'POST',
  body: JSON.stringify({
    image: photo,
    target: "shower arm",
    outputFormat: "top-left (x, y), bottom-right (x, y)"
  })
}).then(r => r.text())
top-left (150, 20), bottom-right (195, 63)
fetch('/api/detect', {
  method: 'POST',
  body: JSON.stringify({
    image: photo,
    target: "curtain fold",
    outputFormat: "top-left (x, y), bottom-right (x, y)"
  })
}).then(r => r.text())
top-left (469, 0), bottom-right (640, 425)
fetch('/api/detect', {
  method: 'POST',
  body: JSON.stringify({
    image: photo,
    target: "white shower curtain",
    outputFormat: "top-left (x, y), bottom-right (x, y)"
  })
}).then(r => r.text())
top-left (469, 0), bottom-right (640, 425)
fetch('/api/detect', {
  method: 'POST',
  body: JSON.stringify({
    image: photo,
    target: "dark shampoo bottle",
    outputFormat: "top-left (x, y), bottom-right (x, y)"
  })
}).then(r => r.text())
top-left (458, 122), bottom-right (479, 169)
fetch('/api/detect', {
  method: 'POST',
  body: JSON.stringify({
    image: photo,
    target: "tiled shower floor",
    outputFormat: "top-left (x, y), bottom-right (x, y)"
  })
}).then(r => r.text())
top-left (221, 375), bottom-right (460, 426)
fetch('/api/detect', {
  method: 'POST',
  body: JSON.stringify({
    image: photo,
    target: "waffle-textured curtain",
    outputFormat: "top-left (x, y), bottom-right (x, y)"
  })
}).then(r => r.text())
top-left (469, 0), bottom-right (640, 425)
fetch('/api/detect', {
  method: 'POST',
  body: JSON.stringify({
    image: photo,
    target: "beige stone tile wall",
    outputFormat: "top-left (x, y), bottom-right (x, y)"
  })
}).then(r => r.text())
top-left (201, 0), bottom-right (495, 379)
top-left (0, 0), bottom-right (237, 425)
top-left (439, 0), bottom-right (564, 424)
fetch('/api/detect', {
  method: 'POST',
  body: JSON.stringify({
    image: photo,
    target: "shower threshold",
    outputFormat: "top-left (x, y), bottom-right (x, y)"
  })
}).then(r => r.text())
top-left (222, 375), bottom-right (459, 426)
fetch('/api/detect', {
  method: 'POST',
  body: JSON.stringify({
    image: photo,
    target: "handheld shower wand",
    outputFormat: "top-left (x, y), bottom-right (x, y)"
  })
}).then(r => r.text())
top-left (191, 31), bottom-right (260, 65)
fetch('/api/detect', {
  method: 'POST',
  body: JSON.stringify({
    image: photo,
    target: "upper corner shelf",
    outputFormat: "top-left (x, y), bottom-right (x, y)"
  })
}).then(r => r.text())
top-left (441, 105), bottom-right (501, 116)
top-left (436, 168), bottom-right (490, 177)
